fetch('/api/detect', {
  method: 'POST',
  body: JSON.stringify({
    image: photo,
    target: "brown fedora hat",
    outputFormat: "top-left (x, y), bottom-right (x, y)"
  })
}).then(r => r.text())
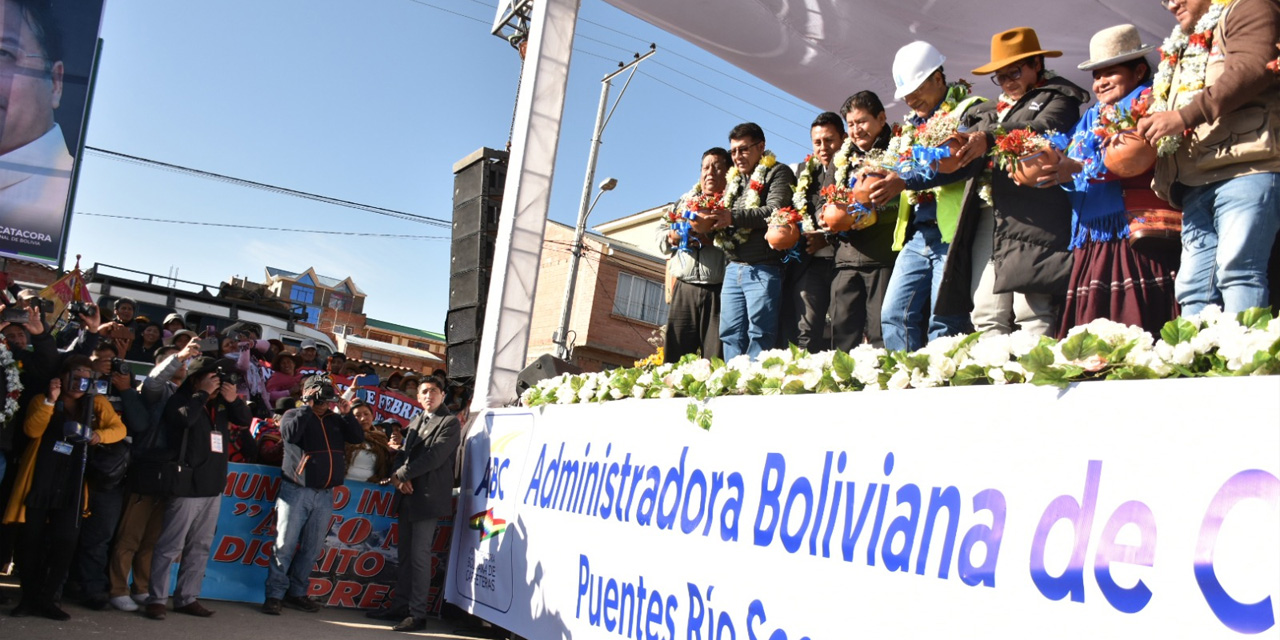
top-left (972, 27), bottom-right (1062, 75)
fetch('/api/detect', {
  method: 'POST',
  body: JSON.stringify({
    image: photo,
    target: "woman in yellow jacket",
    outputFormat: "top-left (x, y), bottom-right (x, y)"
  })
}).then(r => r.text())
top-left (3, 355), bottom-right (125, 621)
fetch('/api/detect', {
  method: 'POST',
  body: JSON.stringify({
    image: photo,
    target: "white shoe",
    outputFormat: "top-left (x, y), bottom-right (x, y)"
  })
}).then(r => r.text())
top-left (110, 595), bottom-right (139, 612)
top-left (131, 593), bottom-right (149, 605)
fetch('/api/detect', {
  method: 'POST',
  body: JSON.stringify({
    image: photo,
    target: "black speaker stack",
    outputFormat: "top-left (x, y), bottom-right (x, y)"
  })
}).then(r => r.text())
top-left (446, 148), bottom-right (508, 384)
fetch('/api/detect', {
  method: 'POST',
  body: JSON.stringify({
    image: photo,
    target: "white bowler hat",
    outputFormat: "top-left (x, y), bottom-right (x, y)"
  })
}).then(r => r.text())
top-left (1079, 24), bottom-right (1156, 71)
top-left (893, 41), bottom-right (946, 100)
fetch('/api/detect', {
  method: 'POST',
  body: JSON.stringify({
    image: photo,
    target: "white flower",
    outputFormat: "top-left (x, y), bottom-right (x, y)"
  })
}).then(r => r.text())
top-left (799, 367), bottom-right (823, 390)
top-left (989, 367), bottom-right (1008, 385)
top-left (609, 387), bottom-right (624, 400)
top-left (887, 368), bottom-right (910, 390)
top-left (927, 354), bottom-right (957, 380)
top-left (969, 334), bottom-right (1013, 368)
top-left (1171, 341), bottom-right (1196, 366)
top-left (658, 387), bottom-right (675, 399)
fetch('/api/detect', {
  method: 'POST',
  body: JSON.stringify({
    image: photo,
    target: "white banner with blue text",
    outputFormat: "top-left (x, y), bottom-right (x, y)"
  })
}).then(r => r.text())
top-left (447, 376), bottom-right (1280, 638)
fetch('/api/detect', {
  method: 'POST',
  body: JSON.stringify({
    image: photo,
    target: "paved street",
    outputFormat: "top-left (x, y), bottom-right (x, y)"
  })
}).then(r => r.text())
top-left (0, 574), bottom-right (511, 640)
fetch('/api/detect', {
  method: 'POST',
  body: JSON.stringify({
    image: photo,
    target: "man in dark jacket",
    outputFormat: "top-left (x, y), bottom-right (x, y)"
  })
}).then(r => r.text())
top-left (145, 357), bottom-right (251, 620)
top-left (832, 91), bottom-right (901, 349)
top-left (261, 376), bottom-right (364, 615)
top-left (378, 374), bottom-right (459, 632)
top-left (716, 122), bottom-right (797, 360)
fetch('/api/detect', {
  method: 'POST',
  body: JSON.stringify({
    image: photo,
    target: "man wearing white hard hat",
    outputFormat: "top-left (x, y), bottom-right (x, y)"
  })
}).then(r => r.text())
top-left (871, 41), bottom-right (991, 352)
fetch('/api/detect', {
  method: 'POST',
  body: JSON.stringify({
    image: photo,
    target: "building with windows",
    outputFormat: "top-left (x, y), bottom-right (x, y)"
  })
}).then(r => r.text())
top-left (526, 206), bottom-right (669, 372)
top-left (229, 267), bottom-right (445, 375)
top-left (340, 318), bottom-right (447, 374)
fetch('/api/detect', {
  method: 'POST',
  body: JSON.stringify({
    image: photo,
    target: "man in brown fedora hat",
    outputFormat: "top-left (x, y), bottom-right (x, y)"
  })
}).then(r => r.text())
top-left (1138, 0), bottom-right (1280, 315)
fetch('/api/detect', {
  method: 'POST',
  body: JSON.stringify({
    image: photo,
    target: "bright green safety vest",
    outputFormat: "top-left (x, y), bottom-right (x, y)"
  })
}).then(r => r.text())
top-left (892, 95), bottom-right (987, 251)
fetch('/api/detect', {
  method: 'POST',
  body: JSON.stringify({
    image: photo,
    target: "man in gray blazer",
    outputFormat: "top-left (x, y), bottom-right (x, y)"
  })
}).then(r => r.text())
top-left (383, 374), bottom-right (460, 632)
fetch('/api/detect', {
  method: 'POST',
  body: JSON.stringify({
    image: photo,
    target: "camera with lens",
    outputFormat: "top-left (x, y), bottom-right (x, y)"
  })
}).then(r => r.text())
top-left (63, 419), bottom-right (92, 443)
top-left (29, 297), bottom-right (53, 314)
top-left (215, 360), bottom-right (242, 387)
top-left (67, 301), bottom-right (95, 317)
top-left (110, 357), bottom-right (130, 376)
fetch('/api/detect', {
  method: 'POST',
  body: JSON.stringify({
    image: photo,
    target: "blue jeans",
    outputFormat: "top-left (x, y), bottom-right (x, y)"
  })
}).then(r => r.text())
top-left (719, 262), bottom-right (782, 360)
top-left (265, 481), bottom-right (333, 600)
top-left (1177, 173), bottom-right (1280, 315)
top-left (881, 227), bottom-right (971, 352)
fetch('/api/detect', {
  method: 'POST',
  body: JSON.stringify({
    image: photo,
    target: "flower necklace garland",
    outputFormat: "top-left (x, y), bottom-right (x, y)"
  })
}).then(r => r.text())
top-left (886, 81), bottom-right (992, 207)
top-left (791, 154), bottom-right (822, 233)
top-left (716, 151), bottom-right (778, 253)
top-left (0, 335), bottom-right (24, 425)
top-left (1150, 0), bottom-right (1234, 156)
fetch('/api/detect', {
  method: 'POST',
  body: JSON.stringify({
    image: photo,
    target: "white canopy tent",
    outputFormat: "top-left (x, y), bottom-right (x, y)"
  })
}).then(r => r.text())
top-left (599, 0), bottom-right (1176, 109)
top-left (472, 0), bottom-right (1181, 409)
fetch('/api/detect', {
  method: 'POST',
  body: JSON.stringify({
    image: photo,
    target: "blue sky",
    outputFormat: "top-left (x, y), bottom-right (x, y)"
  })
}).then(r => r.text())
top-left (67, 0), bottom-right (821, 334)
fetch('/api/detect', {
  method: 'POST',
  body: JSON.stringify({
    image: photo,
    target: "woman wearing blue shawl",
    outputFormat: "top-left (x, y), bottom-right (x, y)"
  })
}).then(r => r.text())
top-left (1048, 25), bottom-right (1180, 337)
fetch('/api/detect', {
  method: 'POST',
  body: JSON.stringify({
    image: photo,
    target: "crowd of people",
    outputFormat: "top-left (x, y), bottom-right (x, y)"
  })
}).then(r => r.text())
top-left (0, 297), bottom-right (462, 633)
top-left (659, 5), bottom-right (1280, 364)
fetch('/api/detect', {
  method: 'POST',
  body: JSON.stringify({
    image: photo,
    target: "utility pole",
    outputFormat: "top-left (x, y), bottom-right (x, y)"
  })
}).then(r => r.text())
top-left (552, 45), bottom-right (656, 361)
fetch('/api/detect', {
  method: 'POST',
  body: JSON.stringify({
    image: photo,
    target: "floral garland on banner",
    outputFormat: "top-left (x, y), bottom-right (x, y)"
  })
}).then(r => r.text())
top-left (791, 154), bottom-right (822, 233)
top-left (0, 336), bottom-right (24, 425)
top-left (521, 306), bottom-right (1280, 431)
top-left (1150, 0), bottom-right (1235, 156)
top-left (715, 151), bottom-right (777, 254)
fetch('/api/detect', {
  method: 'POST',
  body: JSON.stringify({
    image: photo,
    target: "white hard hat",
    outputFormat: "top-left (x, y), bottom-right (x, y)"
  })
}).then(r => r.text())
top-left (893, 41), bottom-right (946, 100)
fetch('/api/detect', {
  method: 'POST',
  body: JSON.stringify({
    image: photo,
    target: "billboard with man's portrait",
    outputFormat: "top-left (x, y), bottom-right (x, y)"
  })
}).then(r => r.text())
top-left (0, 0), bottom-right (105, 265)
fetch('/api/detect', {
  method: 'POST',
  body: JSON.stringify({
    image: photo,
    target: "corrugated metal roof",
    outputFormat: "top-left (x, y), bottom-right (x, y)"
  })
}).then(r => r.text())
top-left (343, 335), bottom-right (444, 362)
top-left (365, 317), bottom-right (445, 342)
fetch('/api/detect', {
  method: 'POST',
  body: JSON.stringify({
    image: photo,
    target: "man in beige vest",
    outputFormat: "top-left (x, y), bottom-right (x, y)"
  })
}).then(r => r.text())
top-left (1139, 0), bottom-right (1280, 315)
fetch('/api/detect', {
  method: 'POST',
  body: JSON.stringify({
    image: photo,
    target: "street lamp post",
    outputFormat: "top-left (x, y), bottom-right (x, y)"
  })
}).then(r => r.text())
top-left (553, 177), bottom-right (616, 360)
top-left (551, 46), bottom-right (655, 361)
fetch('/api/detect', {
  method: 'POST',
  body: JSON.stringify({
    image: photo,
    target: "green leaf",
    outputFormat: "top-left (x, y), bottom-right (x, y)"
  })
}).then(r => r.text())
top-left (1160, 317), bottom-right (1199, 346)
top-left (760, 356), bottom-right (785, 370)
top-left (696, 407), bottom-right (713, 431)
top-left (1060, 332), bottom-right (1102, 361)
top-left (951, 364), bottom-right (989, 386)
top-left (686, 403), bottom-right (698, 423)
top-left (781, 379), bottom-right (807, 395)
top-left (949, 331), bottom-right (983, 358)
top-left (1236, 307), bottom-right (1274, 330)
top-left (1019, 344), bottom-right (1056, 374)
top-left (1106, 365), bottom-right (1161, 381)
top-left (832, 350), bottom-right (855, 382)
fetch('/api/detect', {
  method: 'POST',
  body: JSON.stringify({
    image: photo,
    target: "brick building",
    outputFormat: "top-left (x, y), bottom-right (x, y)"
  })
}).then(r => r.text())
top-left (527, 207), bottom-right (669, 372)
top-left (229, 267), bottom-right (445, 376)
top-left (342, 318), bottom-right (446, 374)
top-left (1, 257), bottom-right (58, 289)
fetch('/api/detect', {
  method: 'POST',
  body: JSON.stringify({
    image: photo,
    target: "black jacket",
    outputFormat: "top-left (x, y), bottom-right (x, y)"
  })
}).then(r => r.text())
top-left (833, 127), bottom-right (900, 268)
top-left (727, 161), bottom-right (797, 265)
top-left (280, 406), bottom-right (365, 489)
top-left (974, 76), bottom-right (1089, 296)
top-left (392, 405), bottom-right (460, 521)
top-left (161, 387), bottom-right (252, 498)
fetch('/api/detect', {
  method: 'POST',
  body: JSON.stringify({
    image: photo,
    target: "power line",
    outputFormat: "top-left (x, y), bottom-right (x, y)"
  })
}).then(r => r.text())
top-left (84, 147), bottom-right (451, 228)
top-left (76, 212), bottom-right (449, 239)
top-left (573, 14), bottom-right (817, 112)
top-left (637, 71), bottom-right (810, 152)
top-left (405, 0), bottom-right (490, 25)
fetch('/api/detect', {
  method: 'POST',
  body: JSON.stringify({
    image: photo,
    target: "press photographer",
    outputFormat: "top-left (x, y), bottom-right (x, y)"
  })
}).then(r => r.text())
top-left (1, 356), bottom-right (126, 621)
top-left (105, 340), bottom-right (201, 612)
top-left (71, 342), bottom-right (149, 610)
top-left (143, 356), bottom-right (250, 620)
top-left (261, 375), bottom-right (364, 615)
